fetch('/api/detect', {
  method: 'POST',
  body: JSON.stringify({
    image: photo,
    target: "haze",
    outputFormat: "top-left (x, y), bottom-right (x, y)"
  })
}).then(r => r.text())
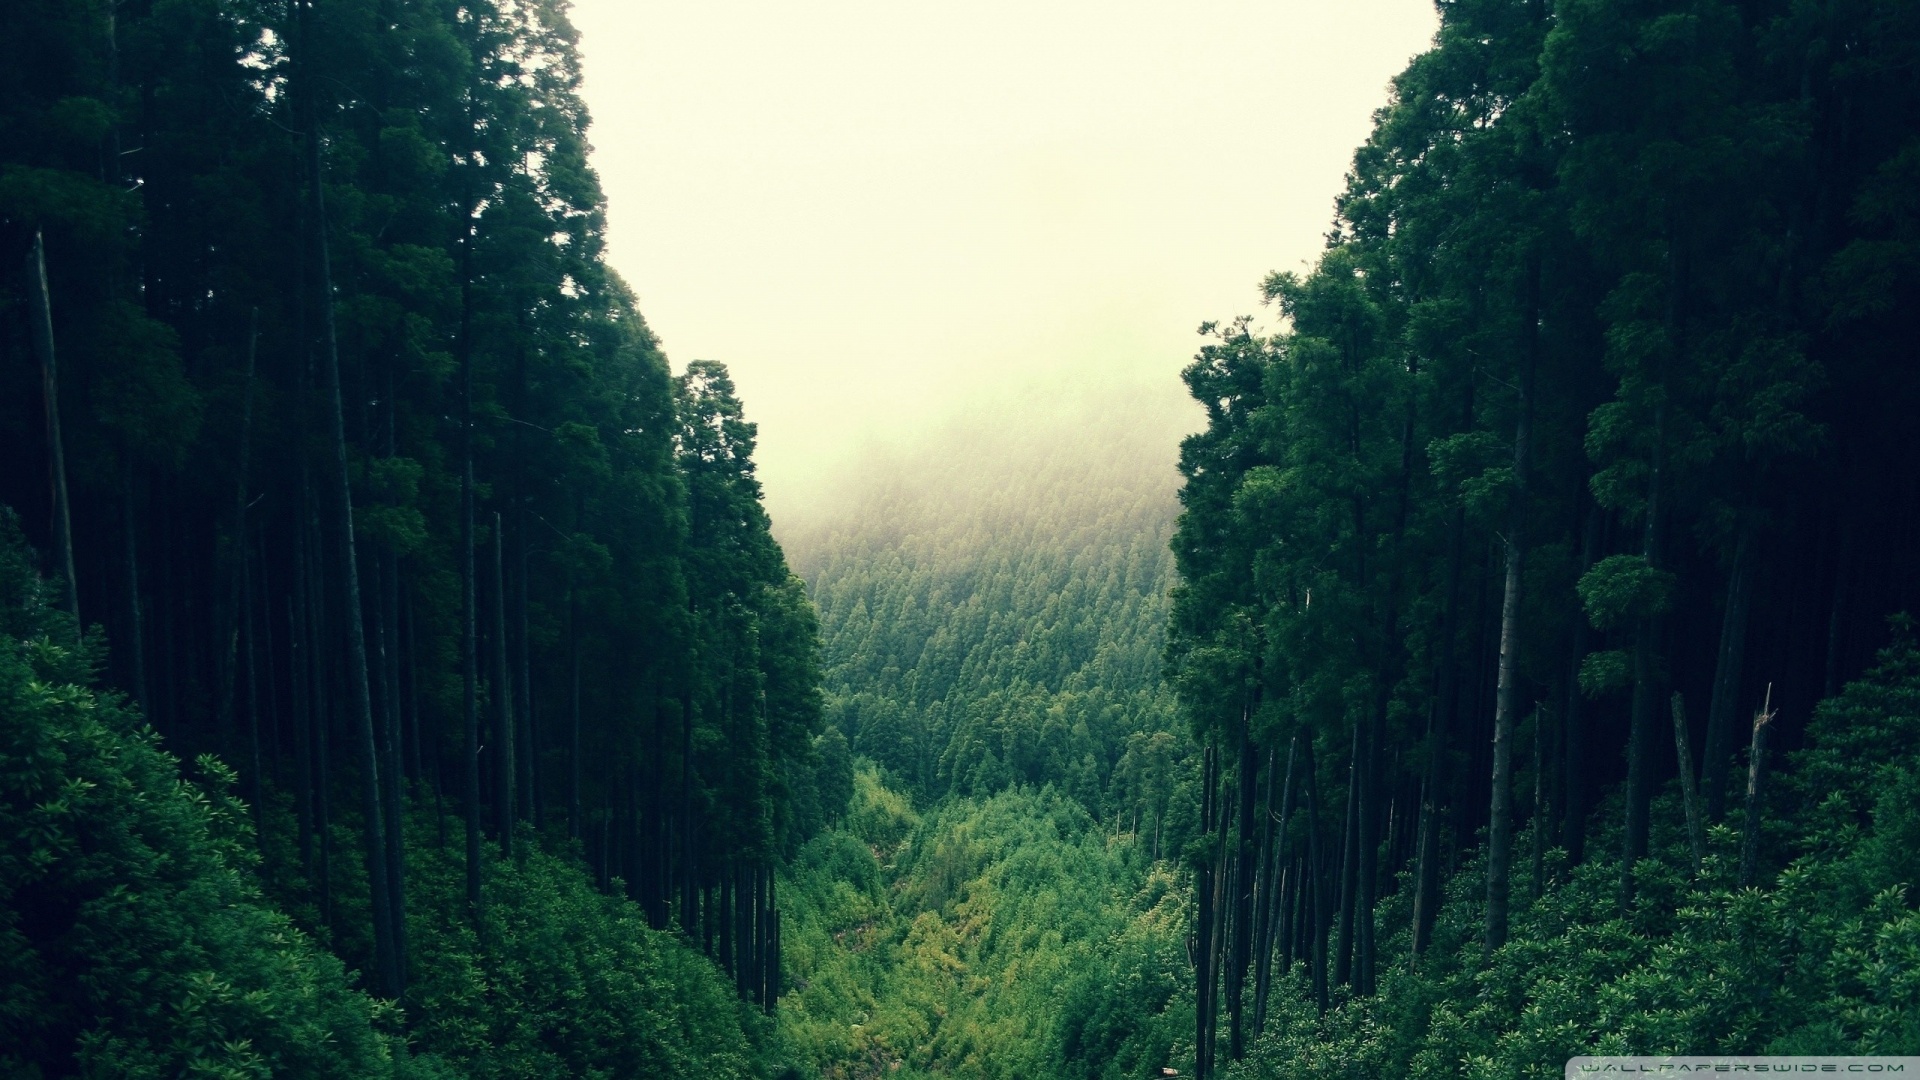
top-left (569, 0), bottom-right (1441, 532)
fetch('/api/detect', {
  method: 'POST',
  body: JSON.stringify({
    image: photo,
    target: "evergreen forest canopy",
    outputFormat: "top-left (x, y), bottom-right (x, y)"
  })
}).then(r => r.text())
top-left (4, 0), bottom-right (1920, 1079)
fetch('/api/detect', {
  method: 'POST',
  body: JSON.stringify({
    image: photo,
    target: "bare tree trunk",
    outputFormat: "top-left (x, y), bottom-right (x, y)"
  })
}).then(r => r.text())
top-left (25, 231), bottom-right (79, 628)
top-left (1739, 687), bottom-right (1775, 888)
top-left (1702, 527), bottom-right (1754, 821)
top-left (1671, 693), bottom-right (1706, 873)
top-left (1487, 255), bottom-right (1538, 955)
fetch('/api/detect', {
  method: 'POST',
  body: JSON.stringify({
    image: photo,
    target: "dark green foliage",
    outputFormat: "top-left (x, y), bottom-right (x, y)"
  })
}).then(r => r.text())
top-left (1167, 0), bottom-right (1920, 1074)
top-left (0, 512), bottom-right (413, 1079)
top-left (1229, 638), bottom-right (1920, 1078)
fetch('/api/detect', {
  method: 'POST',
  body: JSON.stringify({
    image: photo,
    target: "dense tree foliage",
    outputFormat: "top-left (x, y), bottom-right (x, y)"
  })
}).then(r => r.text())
top-left (2, 0), bottom-right (828, 1070)
top-left (1167, 0), bottom-right (1920, 1076)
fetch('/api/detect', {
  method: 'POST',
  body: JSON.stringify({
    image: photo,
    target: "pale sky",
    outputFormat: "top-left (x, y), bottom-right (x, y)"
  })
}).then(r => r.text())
top-left (568, 0), bottom-right (1440, 531)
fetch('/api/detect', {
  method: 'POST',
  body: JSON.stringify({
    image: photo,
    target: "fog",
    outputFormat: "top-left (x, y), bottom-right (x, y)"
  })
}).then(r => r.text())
top-left (568, 0), bottom-right (1440, 536)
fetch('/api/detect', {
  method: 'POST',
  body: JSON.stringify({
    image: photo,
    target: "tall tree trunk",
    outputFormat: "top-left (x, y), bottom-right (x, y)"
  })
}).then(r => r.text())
top-left (569, 583), bottom-right (582, 840)
top-left (1486, 254), bottom-right (1538, 955)
top-left (25, 231), bottom-right (79, 628)
top-left (459, 195), bottom-right (483, 923)
top-left (1355, 703), bottom-right (1381, 996)
top-left (1193, 744), bottom-right (1216, 1080)
top-left (1226, 719), bottom-right (1260, 1060)
top-left (1671, 693), bottom-right (1706, 873)
top-left (1334, 720), bottom-right (1360, 985)
top-left (1530, 705), bottom-right (1545, 900)
top-left (1702, 526), bottom-right (1755, 821)
top-left (1303, 737), bottom-right (1329, 1014)
top-left (516, 505), bottom-right (536, 829)
top-left (233, 311), bottom-right (260, 819)
top-left (307, 110), bottom-right (399, 1000)
top-left (1626, 239), bottom-right (1684, 903)
top-left (492, 512), bottom-right (515, 857)
top-left (1254, 738), bottom-right (1297, 1034)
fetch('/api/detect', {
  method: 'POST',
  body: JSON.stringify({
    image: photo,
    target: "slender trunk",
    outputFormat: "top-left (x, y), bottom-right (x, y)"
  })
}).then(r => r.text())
top-left (291, 578), bottom-right (314, 878)
top-left (569, 584), bottom-right (582, 840)
top-left (1487, 255), bottom-right (1538, 955)
top-left (1414, 457), bottom-right (1471, 956)
top-left (1304, 737), bottom-right (1329, 1014)
top-left (1627, 238), bottom-right (1683, 902)
top-left (767, 874), bottom-right (781, 1009)
top-left (1334, 720), bottom-right (1360, 985)
top-left (1530, 705), bottom-right (1545, 900)
top-left (459, 197), bottom-right (483, 923)
top-left (1739, 687), bottom-right (1774, 887)
top-left (307, 114), bottom-right (399, 1001)
top-left (1254, 738), bottom-right (1296, 1034)
top-left (492, 512), bottom-right (515, 856)
top-left (26, 231), bottom-right (79, 628)
top-left (1485, 531), bottom-right (1523, 953)
top-left (1702, 527), bottom-right (1755, 820)
top-left (233, 311), bottom-right (261, 818)
top-left (1670, 693), bottom-right (1706, 873)
top-left (681, 687), bottom-right (697, 934)
top-left (516, 508), bottom-right (536, 829)
top-left (378, 549), bottom-right (407, 986)
top-left (1355, 703), bottom-right (1380, 996)
top-left (1226, 722), bottom-right (1259, 1060)
top-left (1193, 744), bottom-right (1216, 1080)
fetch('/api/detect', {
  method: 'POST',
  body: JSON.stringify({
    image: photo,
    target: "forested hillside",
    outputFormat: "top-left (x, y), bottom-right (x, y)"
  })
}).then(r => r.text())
top-left (772, 395), bottom-right (1203, 1079)
top-left (787, 391), bottom-right (1195, 832)
top-left (1165, 0), bottom-right (1920, 1077)
top-left (1, 0), bottom-right (831, 1074)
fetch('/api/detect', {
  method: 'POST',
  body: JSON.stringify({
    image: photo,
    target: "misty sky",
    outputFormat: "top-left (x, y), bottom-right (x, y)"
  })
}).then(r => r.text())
top-left (568, 1), bottom-right (1440, 530)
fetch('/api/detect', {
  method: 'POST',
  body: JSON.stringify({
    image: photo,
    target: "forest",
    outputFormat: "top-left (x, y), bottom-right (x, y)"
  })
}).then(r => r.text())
top-left (2, 0), bottom-right (826, 1074)
top-left (5, 0), bottom-right (1920, 1078)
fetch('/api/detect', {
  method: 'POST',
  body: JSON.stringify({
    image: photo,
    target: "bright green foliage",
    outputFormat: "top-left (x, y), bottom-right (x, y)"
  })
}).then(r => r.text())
top-left (1230, 637), bottom-right (1920, 1078)
top-left (777, 768), bottom-right (1192, 1080)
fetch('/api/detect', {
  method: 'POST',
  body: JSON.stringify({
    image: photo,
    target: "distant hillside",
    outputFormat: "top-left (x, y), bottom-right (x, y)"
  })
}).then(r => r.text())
top-left (784, 385), bottom-right (1198, 832)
